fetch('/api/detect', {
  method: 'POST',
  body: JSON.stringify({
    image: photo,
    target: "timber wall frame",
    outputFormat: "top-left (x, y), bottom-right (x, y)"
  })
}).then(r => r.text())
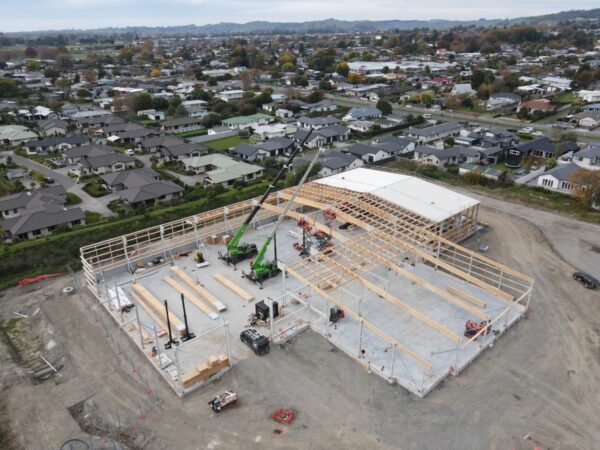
top-left (81, 176), bottom-right (533, 395)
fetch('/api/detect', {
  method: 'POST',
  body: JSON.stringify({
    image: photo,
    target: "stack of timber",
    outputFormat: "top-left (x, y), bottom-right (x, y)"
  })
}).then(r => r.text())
top-left (181, 354), bottom-right (230, 388)
top-left (213, 273), bottom-right (254, 302)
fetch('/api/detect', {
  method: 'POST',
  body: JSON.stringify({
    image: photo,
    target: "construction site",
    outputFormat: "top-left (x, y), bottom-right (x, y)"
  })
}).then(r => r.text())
top-left (79, 167), bottom-right (534, 398)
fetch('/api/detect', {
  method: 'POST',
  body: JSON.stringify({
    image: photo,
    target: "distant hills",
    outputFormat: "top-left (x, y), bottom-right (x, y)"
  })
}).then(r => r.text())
top-left (6, 8), bottom-right (600, 36)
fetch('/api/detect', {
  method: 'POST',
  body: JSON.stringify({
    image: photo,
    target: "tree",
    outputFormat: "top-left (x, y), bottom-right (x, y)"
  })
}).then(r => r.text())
top-left (570, 169), bottom-right (600, 209)
top-left (336, 61), bottom-right (350, 77)
top-left (307, 90), bottom-right (325, 104)
top-left (420, 92), bottom-right (434, 106)
top-left (174, 104), bottom-right (188, 117)
top-left (77, 89), bottom-right (91, 99)
top-left (152, 97), bottom-right (169, 110)
top-left (309, 48), bottom-right (336, 72)
top-left (24, 46), bottom-right (37, 58)
top-left (202, 113), bottom-right (220, 128)
top-left (132, 92), bottom-right (153, 112)
top-left (376, 100), bottom-right (392, 116)
top-left (25, 60), bottom-right (40, 72)
top-left (150, 68), bottom-right (161, 77)
top-left (348, 72), bottom-right (364, 84)
top-left (0, 79), bottom-right (19, 98)
top-left (83, 70), bottom-right (97, 83)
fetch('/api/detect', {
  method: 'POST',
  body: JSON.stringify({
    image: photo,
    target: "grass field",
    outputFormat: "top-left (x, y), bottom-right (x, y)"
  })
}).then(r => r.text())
top-left (205, 136), bottom-right (249, 151)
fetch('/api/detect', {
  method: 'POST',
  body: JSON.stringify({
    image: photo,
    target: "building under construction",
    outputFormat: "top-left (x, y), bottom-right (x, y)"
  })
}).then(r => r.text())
top-left (81, 168), bottom-right (534, 398)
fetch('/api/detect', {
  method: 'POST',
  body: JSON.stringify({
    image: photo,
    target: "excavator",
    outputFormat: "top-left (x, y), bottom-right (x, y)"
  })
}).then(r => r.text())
top-left (244, 144), bottom-right (325, 286)
top-left (218, 129), bottom-right (313, 267)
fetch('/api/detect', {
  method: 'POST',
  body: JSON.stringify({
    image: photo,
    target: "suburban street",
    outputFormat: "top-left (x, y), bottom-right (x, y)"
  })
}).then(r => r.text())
top-left (10, 153), bottom-right (117, 217)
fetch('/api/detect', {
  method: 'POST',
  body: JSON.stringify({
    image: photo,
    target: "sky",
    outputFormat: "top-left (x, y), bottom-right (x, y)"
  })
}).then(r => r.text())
top-left (1, 0), bottom-right (599, 32)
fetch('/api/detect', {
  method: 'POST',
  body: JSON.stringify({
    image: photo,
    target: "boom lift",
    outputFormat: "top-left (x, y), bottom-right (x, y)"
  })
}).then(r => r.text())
top-left (244, 144), bottom-right (324, 286)
top-left (218, 129), bottom-right (314, 267)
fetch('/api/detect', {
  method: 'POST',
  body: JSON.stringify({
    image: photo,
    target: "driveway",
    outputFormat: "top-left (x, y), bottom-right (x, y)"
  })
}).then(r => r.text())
top-left (11, 152), bottom-right (116, 217)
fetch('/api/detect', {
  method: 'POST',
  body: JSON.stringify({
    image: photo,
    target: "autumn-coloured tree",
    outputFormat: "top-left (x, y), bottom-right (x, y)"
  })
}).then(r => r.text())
top-left (150, 68), bottom-right (161, 77)
top-left (570, 169), bottom-right (600, 209)
top-left (348, 72), bottom-right (365, 84)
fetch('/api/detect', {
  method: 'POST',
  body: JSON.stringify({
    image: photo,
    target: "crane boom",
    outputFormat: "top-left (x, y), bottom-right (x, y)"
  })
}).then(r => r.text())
top-left (245, 145), bottom-right (324, 285)
top-left (219, 128), bottom-right (313, 266)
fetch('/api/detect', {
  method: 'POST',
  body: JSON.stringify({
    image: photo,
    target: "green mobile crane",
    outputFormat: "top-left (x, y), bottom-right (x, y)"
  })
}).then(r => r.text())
top-left (244, 144), bottom-right (325, 286)
top-left (218, 129), bottom-right (313, 267)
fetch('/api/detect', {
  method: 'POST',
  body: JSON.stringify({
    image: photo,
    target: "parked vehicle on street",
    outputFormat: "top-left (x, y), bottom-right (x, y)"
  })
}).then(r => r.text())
top-left (572, 272), bottom-right (599, 289)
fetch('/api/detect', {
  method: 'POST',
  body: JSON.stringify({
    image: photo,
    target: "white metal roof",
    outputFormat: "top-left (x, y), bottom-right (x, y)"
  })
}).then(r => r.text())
top-left (315, 168), bottom-right (479, 223)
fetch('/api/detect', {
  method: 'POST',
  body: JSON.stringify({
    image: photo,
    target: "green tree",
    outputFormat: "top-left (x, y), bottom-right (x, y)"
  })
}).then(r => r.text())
top-left (376, 100), bottom-right (392, 116)
top-left (132, 92), bottom-right (153, 112)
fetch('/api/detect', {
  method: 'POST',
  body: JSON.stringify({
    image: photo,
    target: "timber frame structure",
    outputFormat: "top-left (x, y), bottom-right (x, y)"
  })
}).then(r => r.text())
top-left (81, 174), bottom-right (533, 397)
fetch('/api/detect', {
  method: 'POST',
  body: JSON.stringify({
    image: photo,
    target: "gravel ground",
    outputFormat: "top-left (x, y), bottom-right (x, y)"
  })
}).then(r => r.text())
top-left (0, 193), bottom-right (599, 450)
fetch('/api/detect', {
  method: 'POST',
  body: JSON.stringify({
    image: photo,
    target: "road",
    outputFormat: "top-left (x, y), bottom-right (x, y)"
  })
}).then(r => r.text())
top-left (11, 153), bottom-right (117, 217)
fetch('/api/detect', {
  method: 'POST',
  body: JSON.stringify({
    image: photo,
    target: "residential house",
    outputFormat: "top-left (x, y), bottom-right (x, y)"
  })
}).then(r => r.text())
top-left (0, 125), bottom-right (37, 146)
top-left (1, 204), bottom-right (85, 240)
top-left (573, 111), bottom-right (600, 130)
top-left (158, 142), bottom-right (209, 161)
top-left (23, 134), bottom-right (89, 154)
top-left (183, 104), bottom-right (208, 118)
top-left (276, 108), bottom-right (294, 119)
top-left (137, 109), bottom-right (165, 121)
top-left (571, 146), bottom-right (600, 170)
top-left (517, 99), bottom-right (556, 114)
top-left (300, 100), bottom-right (337, 113)
top-left (38, 119), bottom-right (68, 136)
top-left (308, 151), bottom-right (364, 177)
top-left (371, 135), bottom-right (417, 156)
top-left (343, 107), bottom-right (382, 122)
top-left (161, 117), bottom-right (205, 133)
top-left (509, 137), bottom-right (578, 167)
top-left (182, 153), bottom-right (264, 187)
top-left (101, 168), bottom-right (183, 206)
top-left (63, 144), bottom-right (114, 164)
top-left (217, 90), bottom-right (245, 102)
top-left (137, 135), bottom-right (183, 153)
top-left (297, 116), bottom-right (340, 130)
top-left (347, 120), bottom-right (375, 133)
top-left (577, 90), bottom-right (600, 103)
top-left (406, 122), bottom-right (461, 145)
top-left (253, 124), bottom-right (292, 140)
top-left (583, 103), bottom-right (600, 112)
top-left (232, 138), bottom-right (294, 161)
top-left (112, 127), bottom-right (159, 145)
top-left (342, 143), bottom-right (395, 164)
top-left (451, 84), bottom-right (476, 96)
top-left (486, 92), bottom-right (521, 111)
top-left (78, 152), bottom-right (137, 175)
top-left (222, 113), bottom-right (273, 130)
top-left (0, 185), bottom-right (66, 219)
top-left (537, 163), bottom-right (583, 193)
top-left (414, 145), bottom-right (480, 167)
top-left (294, 125), bottom-right (350, 149)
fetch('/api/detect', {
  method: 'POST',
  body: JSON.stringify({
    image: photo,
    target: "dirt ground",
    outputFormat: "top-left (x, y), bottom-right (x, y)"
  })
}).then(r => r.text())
top-left (1, 192), bottom-right (599, 450)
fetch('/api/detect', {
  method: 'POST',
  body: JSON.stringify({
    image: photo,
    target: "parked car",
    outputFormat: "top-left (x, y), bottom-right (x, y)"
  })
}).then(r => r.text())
top-left (44, 176), bottom-right (55, 184)
top-left (125, 149), bottom-right (135, 156)
top-left (572, 272), bottom-right (599, 289)
top-left (240, 329), bottom-right (270, 355)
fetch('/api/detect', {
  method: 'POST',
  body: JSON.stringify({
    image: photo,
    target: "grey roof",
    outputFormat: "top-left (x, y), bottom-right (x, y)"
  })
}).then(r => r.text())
top-left (575, 146), bottom-right (600, 158)
top-left (415, 145), bottom-right (480, 160)
top-left (409, 122), bottom-right (461, 137)
top-left (344, 143), bottom-right (385, 156)
top-left (162, 116), bottom-right (204, 127)
top-left (316, 125), bottom-right (349, 138)
top-left (139, 135), bottom-right (184, 149)
top-left (38, 119), bottom-right (68, 131)
top-left (2, 205), bottom-right (84, 236)
top-left (101, 168), bottom-right (159, 189)
top-left (232, 143), bottom-right (259, 157)
top-left (543, 162), bottom-right (583, 181)
top-left (161, 142), bottom-right (209, 158)
top-left (102, 122), bottom-right (144, 134)
top-left (79, 153), bottom-right (136, 169)
top-left (489, 92), bottom-right (521, 102)
top-left (377, 135), bottom-right (416, 149)
top-left (318, 151), bottom-right (359, 170)
top-left (64, 144), bottom-right (113, 159)
top-left (346, 107), bottom-right (382, 119)
top-left (297, 116), bottom-right (340, 127)
top-left (120, 181), bottom-right (183, 203)
top-left (115, 128), bottom-right (158, 140)
top-left (517, 137), bottom-right (578, 156)
top-left (256, 138), bottom-right (293, 152)
top-left (0, 186), bottom-right (66, 212)
top-left (24, 134), bottom-right (89, 149)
